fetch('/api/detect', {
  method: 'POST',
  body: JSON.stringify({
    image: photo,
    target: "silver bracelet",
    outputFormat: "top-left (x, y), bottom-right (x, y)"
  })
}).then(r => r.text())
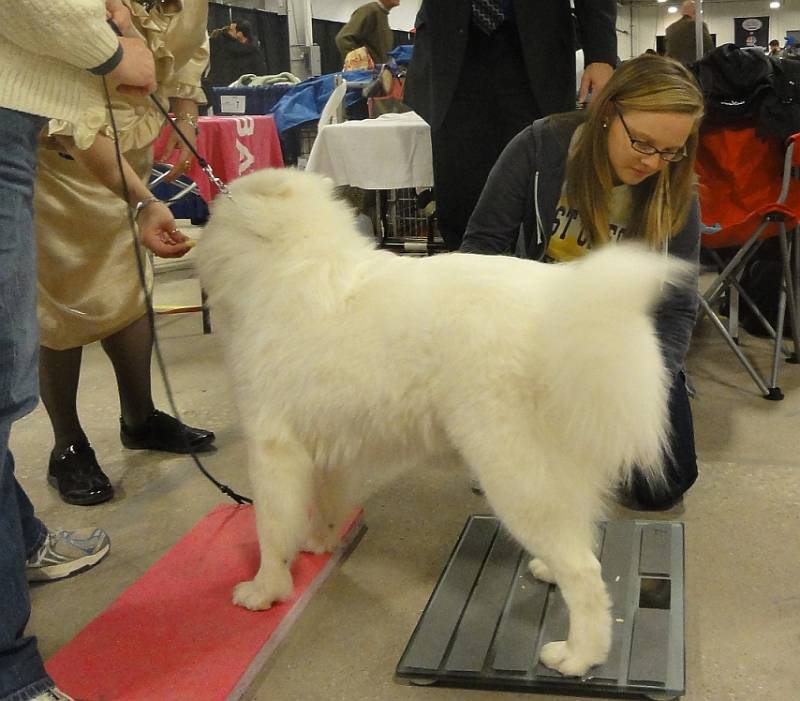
top-left (133, 196), bottom-right (161, 220)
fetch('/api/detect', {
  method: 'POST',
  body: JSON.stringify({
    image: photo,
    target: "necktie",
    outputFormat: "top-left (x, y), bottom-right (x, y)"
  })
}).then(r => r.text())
top-left (472, 0), bottom-right (505, 35)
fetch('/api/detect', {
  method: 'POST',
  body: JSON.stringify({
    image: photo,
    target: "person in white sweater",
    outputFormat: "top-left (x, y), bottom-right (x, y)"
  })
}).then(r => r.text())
top-left (0, 3), bottom-right (156, 701)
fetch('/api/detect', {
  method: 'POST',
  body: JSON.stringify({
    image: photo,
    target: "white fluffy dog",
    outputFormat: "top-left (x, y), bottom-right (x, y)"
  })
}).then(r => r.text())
top-left (196, 168), bottom-right (688, 677)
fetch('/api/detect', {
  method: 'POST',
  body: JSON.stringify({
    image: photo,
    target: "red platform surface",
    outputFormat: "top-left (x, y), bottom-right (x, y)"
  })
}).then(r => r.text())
top-left (46, 504), bottom-right (364, 701)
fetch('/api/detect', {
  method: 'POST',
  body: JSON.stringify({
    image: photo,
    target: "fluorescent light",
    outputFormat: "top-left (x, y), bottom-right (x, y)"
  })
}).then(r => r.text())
top-left (770, 1), bottom-right (781, 8)
top-left (657, 0), bottom-right (667, 3)
top-left (668, 6), bottom-right (678, 13)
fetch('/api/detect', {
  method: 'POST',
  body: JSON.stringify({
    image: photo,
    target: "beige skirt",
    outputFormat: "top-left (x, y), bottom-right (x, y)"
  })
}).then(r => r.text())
top-left (35, 146), bottom-right (153, 351)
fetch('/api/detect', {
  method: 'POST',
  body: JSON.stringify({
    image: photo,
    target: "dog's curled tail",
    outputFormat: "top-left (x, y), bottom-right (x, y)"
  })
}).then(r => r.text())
top-left (542, 244), bottom-right (694, 486)
top-left (564, 243), bottom-right (695, 317)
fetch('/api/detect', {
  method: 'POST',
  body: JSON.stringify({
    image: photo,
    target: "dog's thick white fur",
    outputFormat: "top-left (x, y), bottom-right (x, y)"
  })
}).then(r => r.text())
top-left (197, 168), bottom-right (688, 677)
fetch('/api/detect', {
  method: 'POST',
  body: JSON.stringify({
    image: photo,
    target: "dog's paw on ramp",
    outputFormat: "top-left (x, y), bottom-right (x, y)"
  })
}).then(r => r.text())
top-left (45, 504), bottom-right (364, 701)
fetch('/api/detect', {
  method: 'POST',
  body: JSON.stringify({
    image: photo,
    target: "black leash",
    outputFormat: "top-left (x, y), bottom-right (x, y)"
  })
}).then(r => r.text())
top-left (147, 94), bottom-right (233, 199)
top-left (100, 25), bottom-right (250, 504)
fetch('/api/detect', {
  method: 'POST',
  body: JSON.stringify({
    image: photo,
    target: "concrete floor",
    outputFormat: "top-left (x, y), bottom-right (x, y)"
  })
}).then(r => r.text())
top-left (10, 256), bottom-right (800, 701)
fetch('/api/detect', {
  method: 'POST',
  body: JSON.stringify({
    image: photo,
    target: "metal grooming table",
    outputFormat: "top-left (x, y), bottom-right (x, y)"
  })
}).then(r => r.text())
top-left (396, 515), bottom-right (685, 700)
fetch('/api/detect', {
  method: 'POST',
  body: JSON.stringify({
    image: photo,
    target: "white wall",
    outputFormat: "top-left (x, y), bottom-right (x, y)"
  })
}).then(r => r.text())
top-left (622, 0), bottom-right (800, 56)
top-left (309, 0), bottom-right (421, 30)
top-left (617, 9), bottom-right (635, 60)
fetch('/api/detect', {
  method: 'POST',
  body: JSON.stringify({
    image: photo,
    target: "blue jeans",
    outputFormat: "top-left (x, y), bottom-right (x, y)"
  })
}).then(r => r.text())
top-left (0, 107), bottom-right (54, 701)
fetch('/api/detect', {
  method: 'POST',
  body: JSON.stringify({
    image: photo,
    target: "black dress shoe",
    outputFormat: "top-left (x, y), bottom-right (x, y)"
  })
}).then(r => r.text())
top-left (47, 441), bottom-right (114, 506)
top-left (120, 409), bottom-right (215, 454)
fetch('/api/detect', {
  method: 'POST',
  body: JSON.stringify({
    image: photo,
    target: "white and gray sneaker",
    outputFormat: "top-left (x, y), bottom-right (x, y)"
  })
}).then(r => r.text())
top-left (31, 687), bottom-right (77, 700)
top-left (26, 528), bottom-right (110, 582)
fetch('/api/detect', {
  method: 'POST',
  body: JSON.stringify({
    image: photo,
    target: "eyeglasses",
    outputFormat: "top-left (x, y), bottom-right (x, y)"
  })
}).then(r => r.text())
top-left (613, 104), bottom-right (688, 163)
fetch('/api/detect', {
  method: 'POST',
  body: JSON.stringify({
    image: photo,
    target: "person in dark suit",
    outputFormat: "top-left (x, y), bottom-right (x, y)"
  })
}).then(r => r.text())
top-left (405, 0), bottom-right (617, 251)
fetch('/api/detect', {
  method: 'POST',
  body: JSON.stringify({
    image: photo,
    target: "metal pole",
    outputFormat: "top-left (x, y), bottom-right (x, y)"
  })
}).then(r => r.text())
top-left (695, 0), bottom-right (704, 61)
top-left (287, 0), bottom-right (313, 80)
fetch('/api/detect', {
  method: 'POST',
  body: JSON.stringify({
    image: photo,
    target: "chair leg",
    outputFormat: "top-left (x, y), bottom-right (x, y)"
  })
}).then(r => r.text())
top-left (697, 295), bottom-right (778, 399)
top-left (703, 226), bottom-right (767, 306)
top-left (779, 226), bottom-right (800, 363)
top-left (701, 239), bottom-right (784, 348)
top-left (201, 288), bottom-right (212, 334)
top-left (794, 227), bottom-right (800, 319)
top-left (728, 281), bottom-right (739, 343)
top-left (770, 286), bottom-right (787, 389)
top-left (728, 274), bottom-right (781, 344)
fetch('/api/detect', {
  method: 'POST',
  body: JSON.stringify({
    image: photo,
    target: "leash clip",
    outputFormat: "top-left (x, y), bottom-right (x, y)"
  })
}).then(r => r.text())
top-left (201, 163), bottom-right (233, 200)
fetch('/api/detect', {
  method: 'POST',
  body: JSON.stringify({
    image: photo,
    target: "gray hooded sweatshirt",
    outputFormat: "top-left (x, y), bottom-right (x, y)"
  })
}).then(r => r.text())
top-left (460, 111), bottom-right (700, 378)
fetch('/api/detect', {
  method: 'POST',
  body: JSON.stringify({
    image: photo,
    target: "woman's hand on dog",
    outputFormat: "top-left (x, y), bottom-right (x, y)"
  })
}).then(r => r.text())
top-left (137, 202), bottom-right (195, 258)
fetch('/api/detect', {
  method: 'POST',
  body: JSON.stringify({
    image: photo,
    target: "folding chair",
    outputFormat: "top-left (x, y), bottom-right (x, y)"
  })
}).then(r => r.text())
top-left (695, 120), bottom-right (800, 399)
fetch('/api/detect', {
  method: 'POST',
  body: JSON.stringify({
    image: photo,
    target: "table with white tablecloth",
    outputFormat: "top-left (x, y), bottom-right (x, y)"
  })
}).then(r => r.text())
top-left (306, 112), bottom-right (440, 252)
top-left (306, 112), bottom-right (434, 189)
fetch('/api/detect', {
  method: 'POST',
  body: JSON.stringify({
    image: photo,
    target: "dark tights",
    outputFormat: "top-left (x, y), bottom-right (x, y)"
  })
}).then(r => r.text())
top-left (39, 314), bottom-right (154, 454)
top-left (626, 371), bottom-right (698, 509)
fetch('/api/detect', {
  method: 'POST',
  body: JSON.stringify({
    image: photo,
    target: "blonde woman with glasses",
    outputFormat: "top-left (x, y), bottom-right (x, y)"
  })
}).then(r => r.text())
top-left (461, 54), bottom-right (704, 510)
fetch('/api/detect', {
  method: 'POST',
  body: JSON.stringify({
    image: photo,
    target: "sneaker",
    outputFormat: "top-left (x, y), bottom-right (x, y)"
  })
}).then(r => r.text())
top-left (120, 409), bottom-right (215, 454)
top-left (26, 528), bottom-right (110, 582)
top-left (31, 687), bottom-right (76, 700)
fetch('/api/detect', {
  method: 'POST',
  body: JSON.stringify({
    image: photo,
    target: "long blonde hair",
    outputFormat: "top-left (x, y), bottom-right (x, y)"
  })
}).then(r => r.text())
top-left (565, 54), bottom-right (704, 249)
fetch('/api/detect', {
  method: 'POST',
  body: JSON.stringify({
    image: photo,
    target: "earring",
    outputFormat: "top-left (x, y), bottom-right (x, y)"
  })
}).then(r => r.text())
top-left (601, 119), bottom-right (608, 128)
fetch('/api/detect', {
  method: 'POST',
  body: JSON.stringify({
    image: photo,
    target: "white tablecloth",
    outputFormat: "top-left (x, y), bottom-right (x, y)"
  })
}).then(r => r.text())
top-left (306, 112), bottom-right (434, 189)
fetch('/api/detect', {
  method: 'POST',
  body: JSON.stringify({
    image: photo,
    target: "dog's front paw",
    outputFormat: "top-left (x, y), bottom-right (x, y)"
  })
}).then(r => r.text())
top-left (232, 569), bottom-right (294, 610)
top-left (529, 557), bottom-right (555, 584)
top-left (540, 640), bottom-right (603, 677)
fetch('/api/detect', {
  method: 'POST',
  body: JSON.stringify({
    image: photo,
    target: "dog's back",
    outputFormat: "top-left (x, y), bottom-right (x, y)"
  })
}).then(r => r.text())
top-left (198, 170), bottom-right (688, 486)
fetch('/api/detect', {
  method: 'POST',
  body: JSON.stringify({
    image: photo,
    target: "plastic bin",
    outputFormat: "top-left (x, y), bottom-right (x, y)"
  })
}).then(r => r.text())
top-left (210, 84), bottom-right (293, 116)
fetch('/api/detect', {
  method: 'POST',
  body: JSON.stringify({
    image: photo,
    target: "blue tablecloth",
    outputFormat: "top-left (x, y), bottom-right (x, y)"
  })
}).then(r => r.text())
top-left (269, 70), bottom-right (373, 133)
top-left (389, 45), bottom-right (414, 65)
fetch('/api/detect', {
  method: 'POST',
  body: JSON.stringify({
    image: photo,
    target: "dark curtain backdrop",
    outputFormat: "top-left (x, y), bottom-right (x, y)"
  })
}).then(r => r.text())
top-left (208, 5), bottom-right (412, 77)
top-left (312, 19), bottom-right (345, 75)
top-left (313, 19), bottom-right (413, 73)
top-left (208, 2), bottom-right (290, 74)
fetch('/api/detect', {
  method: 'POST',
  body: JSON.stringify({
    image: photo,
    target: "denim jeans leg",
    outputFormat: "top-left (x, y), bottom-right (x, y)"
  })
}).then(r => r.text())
top-left (12, 450), bottom-right (48, 561)
top-left (0, 106), bottom-right (55, 701)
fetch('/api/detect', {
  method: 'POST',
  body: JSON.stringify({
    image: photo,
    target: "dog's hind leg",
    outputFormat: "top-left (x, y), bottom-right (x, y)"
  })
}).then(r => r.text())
top-left (233, 435), bottom-right (314, 611)
top-left (303, 466), bottom-right (355, 554)
top-left (534, 527), bottom-right (611, 677)
top-left (462, 430), bottom-right (612, 677)
top-left (486, 481), bottom-right (611, 677)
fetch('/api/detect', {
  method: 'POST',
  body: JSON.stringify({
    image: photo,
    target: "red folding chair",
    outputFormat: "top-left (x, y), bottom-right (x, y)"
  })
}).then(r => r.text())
top-left (695, 120), bottom-right (800, 399)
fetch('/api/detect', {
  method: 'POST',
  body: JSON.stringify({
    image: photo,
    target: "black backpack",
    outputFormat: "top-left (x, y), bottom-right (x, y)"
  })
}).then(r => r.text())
top-left (758, 55), bottom-right (800, 141)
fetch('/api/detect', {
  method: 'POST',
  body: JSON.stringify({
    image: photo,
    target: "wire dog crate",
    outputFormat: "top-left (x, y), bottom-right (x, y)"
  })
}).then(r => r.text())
top-left (376, 188), bottom-right (446, 256)
top-left (282, 121), bottom-right (319, 169)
